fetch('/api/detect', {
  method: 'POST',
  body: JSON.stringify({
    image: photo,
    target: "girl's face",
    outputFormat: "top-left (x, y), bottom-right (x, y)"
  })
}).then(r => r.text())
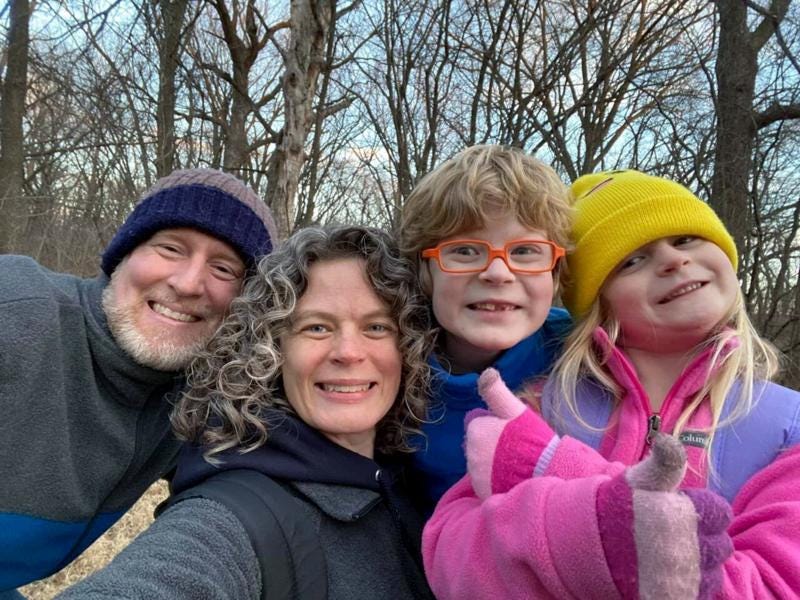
top-left (601, 236), bottom-right (739, 353)
top-left (426, 209), bottom-right (556, 372)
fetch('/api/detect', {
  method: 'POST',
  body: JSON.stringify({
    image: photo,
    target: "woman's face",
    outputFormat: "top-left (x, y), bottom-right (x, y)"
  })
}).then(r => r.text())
top-left (281, 257), bottom-right (402, 458)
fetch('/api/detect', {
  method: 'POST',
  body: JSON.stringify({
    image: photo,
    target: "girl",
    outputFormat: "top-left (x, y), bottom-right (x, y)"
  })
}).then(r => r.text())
top-left (424, 170), bottom-right (800, 598)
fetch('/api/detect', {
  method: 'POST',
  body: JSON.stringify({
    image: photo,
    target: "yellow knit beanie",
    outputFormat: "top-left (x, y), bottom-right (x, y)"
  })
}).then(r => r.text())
top-left (562, 169), bottom-right (738, 317)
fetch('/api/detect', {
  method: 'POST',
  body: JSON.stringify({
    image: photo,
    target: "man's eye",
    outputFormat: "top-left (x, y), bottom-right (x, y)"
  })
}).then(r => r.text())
top-left (212, 263), bottom-right (242, 280)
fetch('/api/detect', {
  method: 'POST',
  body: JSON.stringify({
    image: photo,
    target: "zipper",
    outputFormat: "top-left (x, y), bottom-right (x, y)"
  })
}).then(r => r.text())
top-left (646, 413), bottom-right (661, 445)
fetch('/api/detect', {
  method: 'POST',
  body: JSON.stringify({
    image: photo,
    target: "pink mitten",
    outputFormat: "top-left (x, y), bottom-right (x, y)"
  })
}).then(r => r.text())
top-left (596, 434), bottom-right (733, 599)
top-left (465, 368), bottom-right (558, 499)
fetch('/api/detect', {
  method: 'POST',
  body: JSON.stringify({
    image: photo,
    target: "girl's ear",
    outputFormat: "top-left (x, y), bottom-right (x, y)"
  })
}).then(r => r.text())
top-left (419, 258), bottom-right (433, 296)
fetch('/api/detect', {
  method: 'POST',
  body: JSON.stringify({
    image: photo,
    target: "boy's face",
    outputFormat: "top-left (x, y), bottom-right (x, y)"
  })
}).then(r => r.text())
top-left (426, 210), bottom-right (556, 373)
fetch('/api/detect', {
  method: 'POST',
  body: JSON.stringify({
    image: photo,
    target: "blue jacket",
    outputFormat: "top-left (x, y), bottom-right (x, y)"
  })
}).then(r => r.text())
top-left (410, 307), bottom-right (570, 511)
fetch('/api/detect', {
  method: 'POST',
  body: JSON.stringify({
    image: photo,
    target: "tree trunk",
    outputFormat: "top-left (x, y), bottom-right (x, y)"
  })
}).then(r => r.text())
top-left (155, 0), bottom-right (189, 178)
top-left (264, 0), bottom-right (333, 236)
top-left (711, 0), bottom-right (790, 257)
top-left (0, 0), bottom-right (30, 253)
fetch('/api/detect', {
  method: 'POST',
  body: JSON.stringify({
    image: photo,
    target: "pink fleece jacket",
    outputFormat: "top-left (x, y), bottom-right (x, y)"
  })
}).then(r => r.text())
top-left (539, 331), bottom-right (800, 598)
top-left (426, 329), bottom-right (800, 599)
top-left (423, 473), bottom-right (622, 599)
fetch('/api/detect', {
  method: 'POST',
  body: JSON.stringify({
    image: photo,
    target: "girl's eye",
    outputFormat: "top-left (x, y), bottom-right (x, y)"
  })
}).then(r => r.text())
top-left (617, 255), bottom-right (644, 271)
top-left (674, 235), bottom-right (697, 247)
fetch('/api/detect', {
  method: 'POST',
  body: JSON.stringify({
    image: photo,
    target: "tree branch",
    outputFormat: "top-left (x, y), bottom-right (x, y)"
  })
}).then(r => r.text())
top-left (755, 102), bottom-right (800, 128)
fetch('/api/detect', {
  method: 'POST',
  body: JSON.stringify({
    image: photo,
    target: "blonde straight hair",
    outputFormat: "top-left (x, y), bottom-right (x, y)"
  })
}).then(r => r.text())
top-left (550, 289), bottom-right (780, 446)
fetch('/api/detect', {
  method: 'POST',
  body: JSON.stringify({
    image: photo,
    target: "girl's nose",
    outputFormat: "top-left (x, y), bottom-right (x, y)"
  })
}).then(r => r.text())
top-left (656, 245), bottom-right (690, 275)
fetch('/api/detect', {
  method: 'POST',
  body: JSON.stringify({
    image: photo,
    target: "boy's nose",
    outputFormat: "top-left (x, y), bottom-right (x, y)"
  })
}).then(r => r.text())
top-left (479, 256), bottom-right (516, 283)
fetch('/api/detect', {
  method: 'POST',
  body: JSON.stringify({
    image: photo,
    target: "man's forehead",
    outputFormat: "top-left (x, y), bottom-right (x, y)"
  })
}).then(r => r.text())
top-left (145, 227), bottom-right (243, 262)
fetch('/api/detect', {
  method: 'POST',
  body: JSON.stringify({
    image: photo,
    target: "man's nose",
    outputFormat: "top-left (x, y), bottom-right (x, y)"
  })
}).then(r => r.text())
top-left (167, 259), bottom-right (206, 296)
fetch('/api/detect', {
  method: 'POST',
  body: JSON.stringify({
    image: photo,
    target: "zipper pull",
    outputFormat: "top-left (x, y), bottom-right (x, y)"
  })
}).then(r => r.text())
top-left (646, 414), bottom-right (661, 445)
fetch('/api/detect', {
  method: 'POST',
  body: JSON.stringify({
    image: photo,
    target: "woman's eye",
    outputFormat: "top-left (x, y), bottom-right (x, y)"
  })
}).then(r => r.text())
top-left (303, 324), bottom-right (328, 334)
top-left (367, 322), bottom-right (394, 335)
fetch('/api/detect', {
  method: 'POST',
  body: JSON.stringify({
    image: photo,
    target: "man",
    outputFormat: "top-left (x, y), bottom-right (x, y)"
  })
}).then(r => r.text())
top-left (0, 169), bottom-right (277, 592)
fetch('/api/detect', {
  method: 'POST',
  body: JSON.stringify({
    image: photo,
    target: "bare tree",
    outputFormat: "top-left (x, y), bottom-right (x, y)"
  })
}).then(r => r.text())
top-left (154, 0), bottom-right (191, 177)
top-left (263, 0), bottom-right (336, 235)
top-left (712, 0), bottom-right (800, 251)
top-left (0, 0), bottom-right (30, 252)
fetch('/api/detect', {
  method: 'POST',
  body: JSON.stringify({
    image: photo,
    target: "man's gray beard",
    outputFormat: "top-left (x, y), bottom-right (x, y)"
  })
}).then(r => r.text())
top-left (101, 282), bottom-right (207, 372)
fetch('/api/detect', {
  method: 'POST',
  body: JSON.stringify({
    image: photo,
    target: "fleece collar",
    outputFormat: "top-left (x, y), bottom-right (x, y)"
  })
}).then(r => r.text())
top-left (592, 327), bottom-right (739, 487)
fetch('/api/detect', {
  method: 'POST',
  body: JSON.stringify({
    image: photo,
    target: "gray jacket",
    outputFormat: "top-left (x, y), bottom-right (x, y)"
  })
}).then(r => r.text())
top-left (0, 255), bottom-right (182, 590)
top-left (57, 415), bottom-right (434, 600)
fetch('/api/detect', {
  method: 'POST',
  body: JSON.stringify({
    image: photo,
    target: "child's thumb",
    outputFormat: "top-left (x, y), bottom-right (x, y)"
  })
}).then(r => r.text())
top-left (625, 434), bottom-right (687, 492)
top-left (477, 368), bottom-right (526, 419)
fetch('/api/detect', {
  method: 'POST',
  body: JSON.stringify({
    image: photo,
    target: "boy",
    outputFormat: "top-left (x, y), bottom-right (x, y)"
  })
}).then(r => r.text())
top-left (398, 145), bottom-right (572, 510)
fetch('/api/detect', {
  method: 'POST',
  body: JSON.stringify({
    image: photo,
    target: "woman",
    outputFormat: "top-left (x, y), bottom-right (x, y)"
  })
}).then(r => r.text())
top-left (58, 225), bottom-right (436, 600)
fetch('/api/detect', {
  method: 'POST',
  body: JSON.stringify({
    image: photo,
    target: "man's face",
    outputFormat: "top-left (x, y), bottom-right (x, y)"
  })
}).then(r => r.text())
top-left (102, 227), bottom-right (245, 371)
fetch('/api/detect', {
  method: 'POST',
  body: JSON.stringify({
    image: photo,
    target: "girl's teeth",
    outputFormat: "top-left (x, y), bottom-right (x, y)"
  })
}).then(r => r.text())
top-left (665, 282), bottom-right (703, 302)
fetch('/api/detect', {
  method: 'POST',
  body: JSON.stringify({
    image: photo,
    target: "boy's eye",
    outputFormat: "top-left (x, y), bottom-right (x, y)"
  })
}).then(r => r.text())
top-left (447, 244), bottom-right (481, 257)
top-left (509, 243), bottom-right (546, 257)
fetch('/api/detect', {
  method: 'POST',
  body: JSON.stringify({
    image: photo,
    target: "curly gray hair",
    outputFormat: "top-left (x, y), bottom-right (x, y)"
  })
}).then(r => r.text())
top-left (171, 225), bottom-right (434, 461)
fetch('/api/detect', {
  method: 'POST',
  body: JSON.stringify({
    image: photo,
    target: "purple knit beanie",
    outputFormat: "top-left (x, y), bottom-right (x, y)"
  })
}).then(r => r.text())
top-left (101, 169), bottom-right (278, 275)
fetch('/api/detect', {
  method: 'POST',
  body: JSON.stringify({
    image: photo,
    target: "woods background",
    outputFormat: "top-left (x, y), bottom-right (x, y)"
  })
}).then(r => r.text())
top-left (1, 0), bottom-right (799, 596)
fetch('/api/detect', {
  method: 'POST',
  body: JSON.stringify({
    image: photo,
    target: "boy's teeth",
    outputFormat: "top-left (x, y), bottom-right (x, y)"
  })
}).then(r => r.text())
top-left (664, 282), bottom-right (703, 302)
top-left (322, 383), bottom-right (370, 393)
top-left (152, 302), bottom-right (198, 322)
top-left (472, 302), bottom-right (514, 311)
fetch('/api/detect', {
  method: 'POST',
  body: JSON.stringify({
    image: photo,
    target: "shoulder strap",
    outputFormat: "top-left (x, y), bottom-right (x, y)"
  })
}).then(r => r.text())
top-left (162, 469), bottom-right (328, 600)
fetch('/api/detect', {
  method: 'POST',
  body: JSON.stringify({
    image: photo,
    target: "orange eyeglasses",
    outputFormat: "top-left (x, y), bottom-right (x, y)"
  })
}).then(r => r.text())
top-left (421, 239), bottom-right (565, 274)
